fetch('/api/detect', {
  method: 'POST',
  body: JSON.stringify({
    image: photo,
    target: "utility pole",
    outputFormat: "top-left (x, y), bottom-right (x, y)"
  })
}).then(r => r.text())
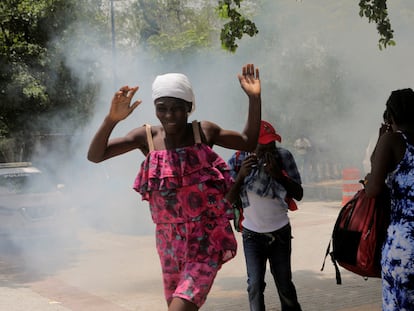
top-left (110, 0), bottom-right (117, 88)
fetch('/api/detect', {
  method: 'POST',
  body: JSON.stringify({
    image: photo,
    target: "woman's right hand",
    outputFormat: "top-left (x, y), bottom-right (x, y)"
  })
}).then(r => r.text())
top-left (109, 85), bottom-right (142, 122)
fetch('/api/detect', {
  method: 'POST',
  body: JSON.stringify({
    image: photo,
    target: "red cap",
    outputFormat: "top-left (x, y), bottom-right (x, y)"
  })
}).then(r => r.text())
top-left (258, 120), bottom-right (282, 144)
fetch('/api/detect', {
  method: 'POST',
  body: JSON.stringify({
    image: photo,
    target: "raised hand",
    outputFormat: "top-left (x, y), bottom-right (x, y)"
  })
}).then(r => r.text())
top-left (109, 85), bottom-right (142, 122)
top-left (238, 64), bottom-right (261, 98)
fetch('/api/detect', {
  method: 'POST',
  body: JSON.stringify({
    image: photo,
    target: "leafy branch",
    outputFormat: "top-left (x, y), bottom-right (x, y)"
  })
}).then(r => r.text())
top-left (359, 0), bottom-right (395, 49)
top-left (217, 0), bottom-right (397, 52)
top-left (217, 0), bottom-right (258, 53)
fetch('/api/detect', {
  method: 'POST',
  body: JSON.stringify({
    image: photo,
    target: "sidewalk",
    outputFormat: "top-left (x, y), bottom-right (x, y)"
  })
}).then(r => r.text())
top-left (204, 200), bottom-right (382, 311)
top-left (0, 199), bottom-right (382, 311)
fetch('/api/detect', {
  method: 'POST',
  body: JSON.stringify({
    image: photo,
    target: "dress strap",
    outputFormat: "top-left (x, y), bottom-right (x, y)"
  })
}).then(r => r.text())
top-left (145, 124), bottom-right (155, 152)
top-left (192, 120), bottom-right (201, 144)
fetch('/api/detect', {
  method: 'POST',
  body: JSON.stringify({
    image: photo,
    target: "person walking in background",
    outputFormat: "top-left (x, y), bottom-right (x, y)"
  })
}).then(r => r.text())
top-left (365, 88), bottom-right (414, 311)
top-left (226, 120), bottom-right (303, 311)
top-left (293, 135), bottom-right (312, 183)
top-left (87, 63), bottom-right (261, 311)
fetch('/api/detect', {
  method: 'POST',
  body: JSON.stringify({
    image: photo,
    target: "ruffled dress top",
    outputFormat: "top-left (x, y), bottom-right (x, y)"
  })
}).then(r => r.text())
top-left (133, 142), bottom-right (234, 223)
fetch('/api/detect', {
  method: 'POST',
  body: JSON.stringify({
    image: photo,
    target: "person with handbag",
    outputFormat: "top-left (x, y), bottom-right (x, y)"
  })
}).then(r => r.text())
top-left (365, 88), bottom-right (414, 311)
top-left (226, 120), bottom-right (303, 311)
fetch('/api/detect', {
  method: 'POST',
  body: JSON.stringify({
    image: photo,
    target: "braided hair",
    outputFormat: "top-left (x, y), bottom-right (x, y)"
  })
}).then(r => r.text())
top-left (385, 88), bottom-right (414, 126)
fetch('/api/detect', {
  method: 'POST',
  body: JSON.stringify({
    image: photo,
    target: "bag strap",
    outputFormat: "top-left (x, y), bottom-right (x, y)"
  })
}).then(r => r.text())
top-left (192, 120), bottom-right (201, 144)
top-left (320, 200), bottom-right (350, 285)
top-left (320, 239), bottom-right (342, 285)
top-left (145, 124), bottom-right (155, 152)
top-left (330, 251), bottom-right (342, 285)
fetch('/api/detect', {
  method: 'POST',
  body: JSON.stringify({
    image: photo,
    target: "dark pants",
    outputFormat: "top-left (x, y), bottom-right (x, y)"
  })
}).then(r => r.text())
top-left (242, 224), bottom-right (302, 311)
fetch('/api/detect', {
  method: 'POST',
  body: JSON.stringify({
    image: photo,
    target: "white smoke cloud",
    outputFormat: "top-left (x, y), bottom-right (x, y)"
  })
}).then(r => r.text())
top-left (4, 0), bottom-right (413, 286)
top-left (72, 0), bottom-right (414, 233)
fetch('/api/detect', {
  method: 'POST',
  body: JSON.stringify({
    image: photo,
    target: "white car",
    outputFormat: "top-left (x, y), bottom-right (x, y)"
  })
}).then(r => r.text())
top-left (0, 162), bottom-right (71, 246)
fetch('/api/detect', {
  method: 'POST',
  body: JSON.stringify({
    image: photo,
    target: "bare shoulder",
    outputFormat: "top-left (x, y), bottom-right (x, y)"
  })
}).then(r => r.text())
top-left (378, 132), bottom-right (406, 165)
top-left (378, 131), bottom-right (403, 146)
top-left (199, 120), bottom-right (220, 130)
top-left (390, 131), bottom-right (406, 148)
top-left (128, 124), bottom-right (162, 136)
top-left (198, 120), bottom-right (220, 142)
top-left (126, 124), bottom-right (147, 140)
top-left (124, 124), bottom-right (153, 152)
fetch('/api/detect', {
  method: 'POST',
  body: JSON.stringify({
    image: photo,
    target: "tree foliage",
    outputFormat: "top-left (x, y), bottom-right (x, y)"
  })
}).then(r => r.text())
top-left (358, 0), bottom-right (394, 49)
top-left (217, 0), bottom-right (258, 53)
top-left (0, 0), bottom-right (107, 161)
top-left (0, 0), bottom-right (226, 161)
top-left (118, 0), bottom-right (219, 57)
top-left (218, 0), bottom-right (396, 52)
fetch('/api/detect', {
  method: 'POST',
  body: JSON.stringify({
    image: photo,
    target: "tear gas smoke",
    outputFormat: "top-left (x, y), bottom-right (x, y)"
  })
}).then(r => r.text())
top-left (2, 0), bottom-right (413, 300)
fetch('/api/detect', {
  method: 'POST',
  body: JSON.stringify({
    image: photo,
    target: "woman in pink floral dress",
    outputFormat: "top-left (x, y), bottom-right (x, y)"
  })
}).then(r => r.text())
top-left (87, 64), bottom-right (261, 311)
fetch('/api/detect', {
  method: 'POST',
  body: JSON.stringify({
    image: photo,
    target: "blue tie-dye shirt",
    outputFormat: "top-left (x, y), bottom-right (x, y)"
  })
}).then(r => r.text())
top-left (227, 147), bottom-right (301, 209)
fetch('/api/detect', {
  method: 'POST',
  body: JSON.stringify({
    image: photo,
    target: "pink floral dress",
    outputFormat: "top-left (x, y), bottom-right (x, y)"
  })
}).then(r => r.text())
top-left (132, 122), bottom-right (237, 307)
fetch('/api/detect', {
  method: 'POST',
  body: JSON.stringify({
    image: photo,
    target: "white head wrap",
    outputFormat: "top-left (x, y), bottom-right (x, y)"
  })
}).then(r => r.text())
top-left (151, 73), bottom-right (195, 114)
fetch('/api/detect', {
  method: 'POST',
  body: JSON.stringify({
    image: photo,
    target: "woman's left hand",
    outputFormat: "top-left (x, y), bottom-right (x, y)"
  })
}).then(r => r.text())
top-left (238, 64), bottom-right (261, 97)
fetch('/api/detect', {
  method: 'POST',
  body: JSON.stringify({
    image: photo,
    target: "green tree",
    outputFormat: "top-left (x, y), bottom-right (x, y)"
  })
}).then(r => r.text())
top-left (218, 0), bottom-right (395, 52)
top-left (0, 0), bottom-right (107, 161)
top-left (1, 0), bottom-right (243, 161)
top-left (115, 0), bottom-right (220, 58)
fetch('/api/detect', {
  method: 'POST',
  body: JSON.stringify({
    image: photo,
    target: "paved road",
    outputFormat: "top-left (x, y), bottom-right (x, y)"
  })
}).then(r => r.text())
top-left (0, 199), bottom-right (382, 311)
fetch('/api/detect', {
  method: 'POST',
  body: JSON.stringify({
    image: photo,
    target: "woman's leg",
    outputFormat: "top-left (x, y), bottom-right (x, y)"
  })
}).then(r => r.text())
top-left (168, 297), bottom-right (198, 311)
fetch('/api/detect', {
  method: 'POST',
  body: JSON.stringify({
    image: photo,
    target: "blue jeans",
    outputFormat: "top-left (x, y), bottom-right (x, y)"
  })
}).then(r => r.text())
top-left (242, 224), bottom-right (302, 311)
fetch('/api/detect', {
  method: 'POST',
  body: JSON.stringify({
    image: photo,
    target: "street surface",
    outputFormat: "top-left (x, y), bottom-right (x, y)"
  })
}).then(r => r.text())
top-left (0, 199), bottom-right (382, 311)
